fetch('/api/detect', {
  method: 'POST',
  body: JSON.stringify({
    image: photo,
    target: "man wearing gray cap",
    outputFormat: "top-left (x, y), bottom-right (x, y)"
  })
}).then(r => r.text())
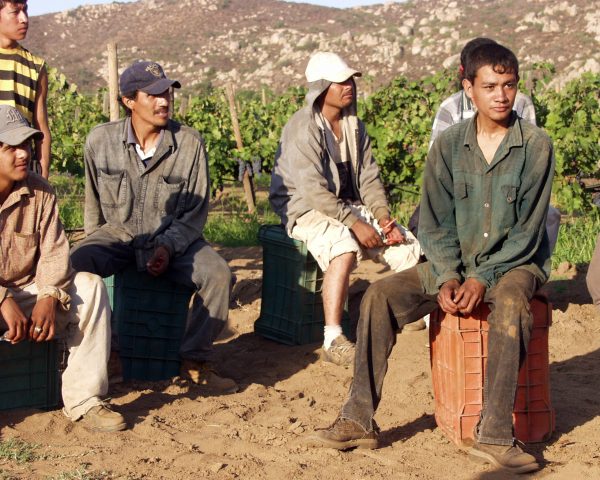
top-left (0, 105), bottom-right (125, 432)
top-left (70, 61), bottom-right (236, 393)
top-left (270, 52), bottom-right (421, 366)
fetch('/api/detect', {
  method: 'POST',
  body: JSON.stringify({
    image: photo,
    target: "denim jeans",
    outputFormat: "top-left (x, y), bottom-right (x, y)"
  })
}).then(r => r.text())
top-left (70, 230), bottom-right (232, 362)
top-left (340, 264), bottom-right (539, 446)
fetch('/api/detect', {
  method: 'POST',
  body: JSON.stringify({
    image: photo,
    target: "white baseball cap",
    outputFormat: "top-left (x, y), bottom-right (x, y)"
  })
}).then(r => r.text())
top-left (305, 52), bottom-right (362, 83)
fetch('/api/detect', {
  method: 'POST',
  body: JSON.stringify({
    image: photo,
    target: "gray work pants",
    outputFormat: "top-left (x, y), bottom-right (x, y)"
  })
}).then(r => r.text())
top-left (70, 230), bottom-right (231, 362)
top-left (340, 264), bottom-right (539, 446)
top-left (587, 232), bottom-right (600, 312)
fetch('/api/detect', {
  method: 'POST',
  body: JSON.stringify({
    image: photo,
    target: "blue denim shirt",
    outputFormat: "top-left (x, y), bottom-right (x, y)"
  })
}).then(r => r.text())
top-left (83, 118), bottom-right (210, 267)
top-left (418, 113), bottom-right (555, 292)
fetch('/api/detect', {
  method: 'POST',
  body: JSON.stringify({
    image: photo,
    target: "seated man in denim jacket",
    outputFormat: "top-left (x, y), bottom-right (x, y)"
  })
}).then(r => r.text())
top-left (71, 61), bottom-right (236, 393)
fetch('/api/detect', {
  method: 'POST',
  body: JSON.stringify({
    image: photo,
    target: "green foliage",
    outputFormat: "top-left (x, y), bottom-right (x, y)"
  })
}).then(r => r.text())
top-left (176, 86), bottom-right (305, 194)
top-left (536, 73), bottom-right (600, 213)
top-left (51, 173), bottom-right (85, 230)
top-left (177, 90), bottom-right (236, 194)
top-left (47, 68), bottom-right (108, 176)
top-left (552, 211), bottom-right (600, 268)
top-left (204, 193), bottom-right (279, 246)
top-left (360, 70), bottom-right (456, 204)
top-left (0, 438), bottom-right (39, 464)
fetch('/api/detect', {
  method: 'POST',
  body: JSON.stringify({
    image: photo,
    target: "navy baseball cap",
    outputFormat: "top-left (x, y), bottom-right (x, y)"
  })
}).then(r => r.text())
top-left (119, 61), bottom-right (181, 96)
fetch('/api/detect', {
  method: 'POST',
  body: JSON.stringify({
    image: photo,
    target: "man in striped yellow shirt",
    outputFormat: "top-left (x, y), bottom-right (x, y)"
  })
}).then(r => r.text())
top-left (0, 0), bottom-right (51, 178)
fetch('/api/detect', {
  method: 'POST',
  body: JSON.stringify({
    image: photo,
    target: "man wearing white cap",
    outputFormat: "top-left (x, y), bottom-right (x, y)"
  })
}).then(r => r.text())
top-left (270, 52), bottom-right (421, 366)
top-left (0, 105), bottom-right (125, 432)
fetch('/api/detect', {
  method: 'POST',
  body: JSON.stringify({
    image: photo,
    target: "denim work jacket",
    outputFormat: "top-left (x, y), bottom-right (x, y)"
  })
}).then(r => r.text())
top-left (418, 112), bottom-right (555, 292)
top-left (83, 118), bottom-right (210, 266)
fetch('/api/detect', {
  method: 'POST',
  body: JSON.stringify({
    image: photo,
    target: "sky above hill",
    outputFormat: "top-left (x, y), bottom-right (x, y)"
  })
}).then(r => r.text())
top-left (27, 0), bottom-right (398, 16)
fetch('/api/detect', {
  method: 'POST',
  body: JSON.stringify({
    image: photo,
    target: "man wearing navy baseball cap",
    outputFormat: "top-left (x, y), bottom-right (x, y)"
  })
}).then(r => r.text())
top-left (71, 61), bottom-right (236, 394)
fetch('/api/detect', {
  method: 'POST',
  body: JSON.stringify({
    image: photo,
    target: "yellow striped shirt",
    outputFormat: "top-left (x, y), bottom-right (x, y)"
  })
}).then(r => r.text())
top-left (0, 45), bottom-right (45, 124)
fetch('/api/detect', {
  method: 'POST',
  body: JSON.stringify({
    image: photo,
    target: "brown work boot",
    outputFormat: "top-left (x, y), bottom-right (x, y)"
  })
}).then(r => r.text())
top-left (321, 334), bottom-right (355, 367)
top-left (180, 360), bottom-right (239, 394)
top-left (81, 405), bottom-right (126, 432)
top-left (470, 441), bottom-right (539, 474)
top-left (307, 417), bottom-right (379, 450)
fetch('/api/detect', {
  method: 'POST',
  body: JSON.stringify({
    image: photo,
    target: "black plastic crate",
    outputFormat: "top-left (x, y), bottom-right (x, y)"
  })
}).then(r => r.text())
top-left (113, 267), bottom-right (194, 381)
top-left (255, 224), bottom-right (349, 345)
top-left (0, 340), bottom-right (60, 411)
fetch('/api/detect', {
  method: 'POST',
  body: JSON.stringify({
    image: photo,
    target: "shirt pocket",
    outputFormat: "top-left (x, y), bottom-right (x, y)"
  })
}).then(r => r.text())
top-left (98, 170), bottom-right (132, 223)
top-left (9, 231), bottom-right (40, 280)
top-left (498, 184), bottom-right (519, 229)
top-left (154, 176), bottom-right (186, 217)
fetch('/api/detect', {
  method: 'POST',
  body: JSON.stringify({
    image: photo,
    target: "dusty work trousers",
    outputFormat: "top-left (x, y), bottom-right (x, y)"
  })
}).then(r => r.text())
top-left (340, 264), bottom-right (539, 445)
top-left (1, 273), bottom-right (111, 420)
top-left (587, 232), bottom-right (600, 312)
top-left (70, 231), bottom-right (232, 362)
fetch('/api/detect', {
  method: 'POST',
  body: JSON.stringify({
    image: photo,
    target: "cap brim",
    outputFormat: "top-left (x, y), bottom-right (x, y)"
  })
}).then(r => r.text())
top-left (141, 78), bottom-right (181, 95)
top-left (0, 126), bottom-right (43, 146)
top-left (314, 68), bottom-right (362, 84)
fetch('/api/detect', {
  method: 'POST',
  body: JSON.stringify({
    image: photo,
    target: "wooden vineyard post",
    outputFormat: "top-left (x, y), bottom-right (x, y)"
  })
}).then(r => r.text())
top-left (225, 82), bottom-right (256, 214)
top-left (107, 42), bottom-right (120, 121)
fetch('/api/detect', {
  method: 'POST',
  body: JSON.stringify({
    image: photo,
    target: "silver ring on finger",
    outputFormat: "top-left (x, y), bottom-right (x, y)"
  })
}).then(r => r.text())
top-left (34, 326), bottom-right (42, 333)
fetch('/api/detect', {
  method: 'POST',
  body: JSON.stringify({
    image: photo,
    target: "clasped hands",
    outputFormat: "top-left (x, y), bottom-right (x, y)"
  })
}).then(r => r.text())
top-left (438, 278), bottom-right (486, 315)
top-left (0, 296), bottom-right (57, 344)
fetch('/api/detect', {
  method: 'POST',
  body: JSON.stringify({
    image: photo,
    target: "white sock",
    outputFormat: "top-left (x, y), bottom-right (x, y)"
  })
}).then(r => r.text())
top-left (324, 324), bottom-right (343, 349)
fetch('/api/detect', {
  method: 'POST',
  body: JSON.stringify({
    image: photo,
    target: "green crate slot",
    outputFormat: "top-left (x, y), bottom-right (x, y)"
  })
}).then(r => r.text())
top-left (0, 340), bottom-right (60, 411)
top-left (255, 224), bottom-right (349, 345)
top-left (112, 267), bottom-right (193, 381)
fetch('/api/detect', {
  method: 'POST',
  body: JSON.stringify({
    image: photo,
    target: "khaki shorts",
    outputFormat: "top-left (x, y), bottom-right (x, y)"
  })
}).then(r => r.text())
top-left (290, 205), bottom-right (421, 273)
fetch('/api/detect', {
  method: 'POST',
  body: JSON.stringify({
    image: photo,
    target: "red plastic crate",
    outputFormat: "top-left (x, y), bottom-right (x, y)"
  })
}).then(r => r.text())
top-left (429, 295), bottom-right (555, 446)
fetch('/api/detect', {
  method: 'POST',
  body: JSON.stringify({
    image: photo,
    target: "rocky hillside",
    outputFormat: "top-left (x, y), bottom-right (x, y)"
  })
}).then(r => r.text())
top-left (25, 0), bottom-right (600, 93)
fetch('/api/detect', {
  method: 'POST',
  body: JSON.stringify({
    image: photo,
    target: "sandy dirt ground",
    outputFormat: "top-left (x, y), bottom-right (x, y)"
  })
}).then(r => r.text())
top-left (1, 246), bottom-right (600, 479)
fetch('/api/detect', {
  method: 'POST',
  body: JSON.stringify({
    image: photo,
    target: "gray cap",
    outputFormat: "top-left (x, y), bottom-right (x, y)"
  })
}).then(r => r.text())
top-left (0, 105), bottom-right (42, 146)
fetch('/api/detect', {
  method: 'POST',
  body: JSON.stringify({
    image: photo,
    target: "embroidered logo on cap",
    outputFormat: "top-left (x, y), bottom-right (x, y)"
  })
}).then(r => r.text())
top-left (5, 107), bottom-right (25, 125)
top-left (145, 63), bottom-right (163, 78)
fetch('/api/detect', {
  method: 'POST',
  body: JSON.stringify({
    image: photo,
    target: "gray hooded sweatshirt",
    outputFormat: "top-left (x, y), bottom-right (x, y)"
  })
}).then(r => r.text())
top-left (269, 79), bottom-right (390, 230)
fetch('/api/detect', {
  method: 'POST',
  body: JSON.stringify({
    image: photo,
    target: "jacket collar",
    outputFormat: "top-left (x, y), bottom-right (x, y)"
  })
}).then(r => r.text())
top-left (121, 117), bottom-right (176, 152)
top-left (463, 111), bottom-right (523, 151)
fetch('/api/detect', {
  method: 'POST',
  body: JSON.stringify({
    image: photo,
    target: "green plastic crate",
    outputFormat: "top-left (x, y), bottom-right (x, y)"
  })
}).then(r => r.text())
top-left (255, 224), bottom-right (350, 345)
top-left (0, 340), bottom-right (60, 411)
top-left (113, 267), bottom-right (194, 381)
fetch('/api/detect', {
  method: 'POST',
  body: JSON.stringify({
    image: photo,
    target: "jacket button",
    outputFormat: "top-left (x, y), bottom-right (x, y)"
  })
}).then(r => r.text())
top-left (483, 232), bottom-right (489, 238)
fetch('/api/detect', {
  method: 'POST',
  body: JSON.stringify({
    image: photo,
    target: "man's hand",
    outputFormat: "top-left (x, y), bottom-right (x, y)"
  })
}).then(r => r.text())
top-left (0, 297), bottom-right (29, 344)
top-left (350, 219), bottom-right (384, 249)
top-left (437, 279), bottom-right (461, 315)
top-left (147, 245), bottom-right (171, 277)
top-left (378, 217), bottom-right (405, 246)
top-left (30, 296), bottom-right (57, 342)
top-left (453, 278), bottom-right (486, 315)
